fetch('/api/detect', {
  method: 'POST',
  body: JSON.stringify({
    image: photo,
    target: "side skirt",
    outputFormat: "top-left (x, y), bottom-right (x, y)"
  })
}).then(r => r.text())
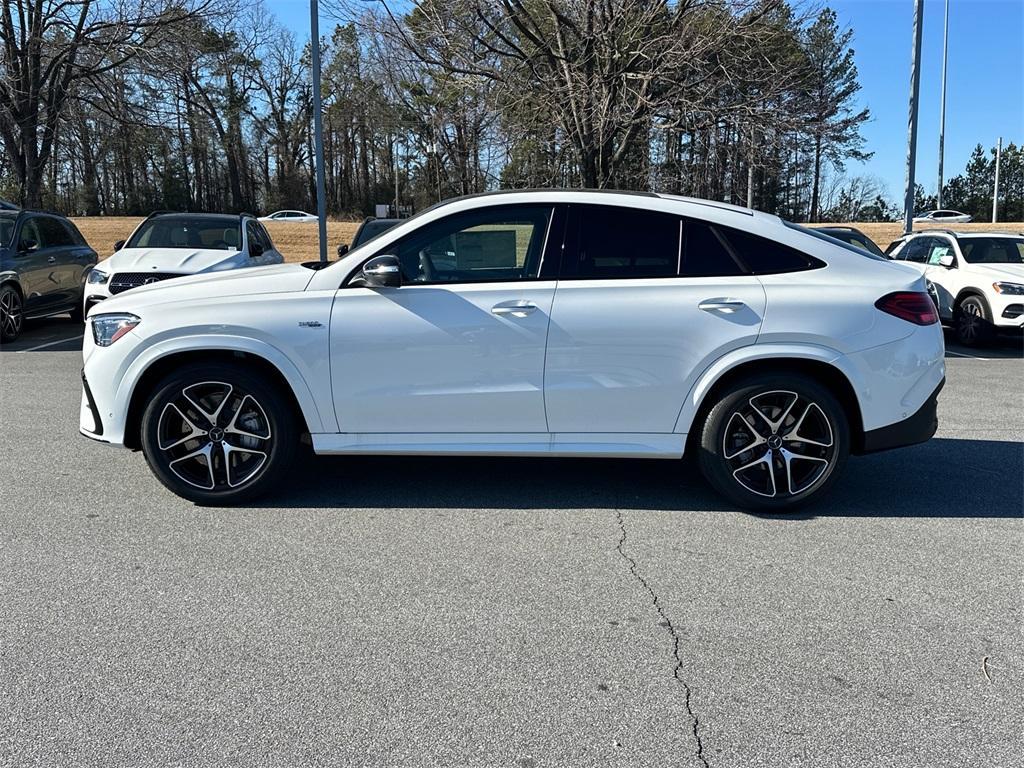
top-left (311, 432), bottom-right (686, 459)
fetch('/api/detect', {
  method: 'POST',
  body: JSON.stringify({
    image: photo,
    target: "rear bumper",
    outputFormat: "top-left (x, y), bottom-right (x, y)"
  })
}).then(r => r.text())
top-left (860, 378), bottom-right (944, 454)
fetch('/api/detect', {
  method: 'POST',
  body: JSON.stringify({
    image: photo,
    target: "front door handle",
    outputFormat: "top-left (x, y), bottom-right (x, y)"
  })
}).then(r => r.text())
top-left (698, 298), bottom-right (746, 314)
top-left (492, 301), bottom-right (538, 317)
top-left (47, 256), bottom-right (57, 264)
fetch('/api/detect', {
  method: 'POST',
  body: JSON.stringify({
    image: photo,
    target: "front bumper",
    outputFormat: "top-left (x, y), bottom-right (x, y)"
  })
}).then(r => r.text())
top-left (861, 378), bottom-right (944, 453)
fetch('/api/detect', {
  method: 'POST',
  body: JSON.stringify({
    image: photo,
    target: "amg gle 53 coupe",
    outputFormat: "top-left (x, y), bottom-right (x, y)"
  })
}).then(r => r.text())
top-left (80, 191), bottom-right (945, 511)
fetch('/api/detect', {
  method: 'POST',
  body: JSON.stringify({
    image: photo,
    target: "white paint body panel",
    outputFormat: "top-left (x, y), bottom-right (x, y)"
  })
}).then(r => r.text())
top-left (81, 190), bottom-right (946, 460)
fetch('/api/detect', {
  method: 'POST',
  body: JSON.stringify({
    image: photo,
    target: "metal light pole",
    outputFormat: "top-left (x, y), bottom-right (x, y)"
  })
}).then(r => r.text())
top-left (310, 0), bottom-right (328, 263)
top-left (992, 136), bottom-right (1002, 223)
top-left (937, 0), bottom-right (949, 209)
top-left (903, 0), bottom-right (925, 235)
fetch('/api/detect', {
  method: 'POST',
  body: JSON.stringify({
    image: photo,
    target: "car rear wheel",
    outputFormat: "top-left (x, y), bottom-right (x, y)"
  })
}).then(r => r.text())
top-left (955, 295), bottom-right (993, 346)
top-left (697, 374), bottom-right (850, 512)
top-left (140, 363), bottom-right (299, 505)
top-left (0, 284), bottom-right (24, 342)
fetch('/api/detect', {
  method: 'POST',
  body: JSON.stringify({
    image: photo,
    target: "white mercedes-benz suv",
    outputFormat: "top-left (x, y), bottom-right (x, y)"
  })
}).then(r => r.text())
top-left (83, 212), bottom-right (282, 314)
top-left (887, 230), bottom-right (1024, 345)
top-left (79, 191), bottom-right (945, 511)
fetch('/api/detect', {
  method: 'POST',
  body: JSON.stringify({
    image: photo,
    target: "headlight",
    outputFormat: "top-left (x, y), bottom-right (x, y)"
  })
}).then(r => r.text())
top-left (993, 282), bottom-right (1024, 295)
top-left (91, 313), bottom-right (140, 347)
top-left (88, 269), bottom-right (109, 284)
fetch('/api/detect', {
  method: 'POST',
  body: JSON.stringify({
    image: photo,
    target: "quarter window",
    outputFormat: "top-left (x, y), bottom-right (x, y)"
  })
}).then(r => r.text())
top-left (717, 226), bottom-right (821, 274)
top-left (566, 205), bottom-right (681, 279)
top-left (382, 204), bottom-right (552, 284)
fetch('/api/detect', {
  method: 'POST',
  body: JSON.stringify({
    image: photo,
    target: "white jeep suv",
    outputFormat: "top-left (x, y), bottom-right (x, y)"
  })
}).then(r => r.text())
top-left (79, 191), bottom-right (945, 511)
top-left (887, 231), bottom-right (1024, 345)
top-left (83, 212), bottom-right (282, 315)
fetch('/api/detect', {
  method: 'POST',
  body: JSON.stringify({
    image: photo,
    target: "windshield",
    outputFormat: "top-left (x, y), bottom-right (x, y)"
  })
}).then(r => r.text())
top-left (959, 238), bottom-right (1024, 265)
top-left (127, 215), bottom-right (241, 250)
top-left (0, 212), bottom-right (15, 247)
top-left (783, 221), bottom-right (887, 261)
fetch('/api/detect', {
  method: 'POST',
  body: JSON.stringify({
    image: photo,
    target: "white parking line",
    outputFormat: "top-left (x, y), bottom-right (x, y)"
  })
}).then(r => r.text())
top-left (15, 335), bottom-right (83, 353)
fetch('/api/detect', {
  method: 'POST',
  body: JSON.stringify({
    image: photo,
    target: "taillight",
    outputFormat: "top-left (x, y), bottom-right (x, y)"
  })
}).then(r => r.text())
top-left (874, 291), bottom-right (938, 325)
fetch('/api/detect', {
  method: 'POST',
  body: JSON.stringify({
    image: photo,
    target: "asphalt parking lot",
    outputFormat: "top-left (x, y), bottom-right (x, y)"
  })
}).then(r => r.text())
top-left (1, 318), bottom-right (1021, 767)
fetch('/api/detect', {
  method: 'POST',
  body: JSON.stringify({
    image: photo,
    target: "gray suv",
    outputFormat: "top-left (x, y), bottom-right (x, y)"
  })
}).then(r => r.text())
top-left (0, 209), bottom-right (97, 342)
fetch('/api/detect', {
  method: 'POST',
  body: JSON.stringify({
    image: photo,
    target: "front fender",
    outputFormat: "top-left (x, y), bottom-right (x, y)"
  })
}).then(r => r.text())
top-left (116, 333), bottom-right (333, 436)
top-left (673, 342), bottom-right (865, 435)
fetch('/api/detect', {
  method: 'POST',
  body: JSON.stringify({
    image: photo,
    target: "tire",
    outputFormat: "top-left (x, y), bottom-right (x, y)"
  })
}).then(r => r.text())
top-left (0, 284), bottom-right (24, 342)
top-left (954, 295), bottom-right (993, 347)
top-left (697, 373), bottom-right (850, 512)
top-left (140, 362), bottom-right (299, 505)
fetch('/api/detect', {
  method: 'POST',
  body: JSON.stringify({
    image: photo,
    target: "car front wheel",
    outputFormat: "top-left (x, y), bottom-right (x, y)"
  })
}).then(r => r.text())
top-left (955, 295), bottom-right (993, 346)
top-left (140, 362), bottom-right (299, 505)
top-left (0, 284), bottom-right (24, 342)
top-left (697, 374), bottom-right (850, 512)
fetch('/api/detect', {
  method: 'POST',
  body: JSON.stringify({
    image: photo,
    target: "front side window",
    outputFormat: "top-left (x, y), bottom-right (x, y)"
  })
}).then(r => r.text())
top-left (382, 205), bottom-right (552, 284)
top-left (960, 238), bottom-right (1024, 265)
top-left (128, 216), bottom-right (241, 250)
top-left (896, 238), bottom-right (929, 263)
top-left (38, 217), bottom-right (74, 247)
top-left (925, 239), bottom-right (955, 265)
top-left (18, 218), bottom-right (43, 250)
top-left (565, 205), bottom-right (680, 279)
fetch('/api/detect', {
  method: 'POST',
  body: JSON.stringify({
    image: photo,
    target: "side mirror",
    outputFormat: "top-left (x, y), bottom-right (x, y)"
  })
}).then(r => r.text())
top-left (361, 255), bottom-right (402, 288)
top-left (938, 254), bottom-right (955, 268)
top-left (337, 243), bottom-right (349, 259)
top-left (113, 239), bottom-right (125, 251)
top-left (18, 238), bottom-right (38, 254)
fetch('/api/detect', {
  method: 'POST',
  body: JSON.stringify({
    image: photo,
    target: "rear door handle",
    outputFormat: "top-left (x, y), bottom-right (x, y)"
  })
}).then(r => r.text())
top-left (698, 298), bottom-right (746, 313)
top-left (492, 301), bottom-right (538, 317)
top-left (47, 256), bottom-right (57, 264)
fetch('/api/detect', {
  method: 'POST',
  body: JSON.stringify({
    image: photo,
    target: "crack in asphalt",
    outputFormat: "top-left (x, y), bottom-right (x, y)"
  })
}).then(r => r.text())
top-left (615, 509), bottom-right (710, 768)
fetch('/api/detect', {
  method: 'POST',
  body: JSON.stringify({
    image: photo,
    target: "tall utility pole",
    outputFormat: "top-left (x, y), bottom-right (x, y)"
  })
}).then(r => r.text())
top-left (937, 0), bottom-right (949, 209)
top-left (903, 0), bottom-right (925, 235)
top-left (992, 137), bottom-right (1002, 223)
top-left (310, 0), bottom-right (328, 263)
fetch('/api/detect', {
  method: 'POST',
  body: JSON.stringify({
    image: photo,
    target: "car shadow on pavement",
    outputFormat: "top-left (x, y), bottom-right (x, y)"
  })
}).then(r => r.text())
top-left (258, 437), bottom-right (1022, 519)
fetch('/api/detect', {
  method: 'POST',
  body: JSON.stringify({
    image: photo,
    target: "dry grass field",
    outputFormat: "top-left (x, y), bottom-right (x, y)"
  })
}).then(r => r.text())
top-left (71, 216), bottom-right (1024, 264)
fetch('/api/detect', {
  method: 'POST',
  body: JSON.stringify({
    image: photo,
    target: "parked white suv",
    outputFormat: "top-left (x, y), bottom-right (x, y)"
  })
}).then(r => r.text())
top-left (79, 191), bottom-right (945, 511)
top-left (887, 231), bottom-right (1024, 345)
top-left (83, 212), bottom-right (283, 315)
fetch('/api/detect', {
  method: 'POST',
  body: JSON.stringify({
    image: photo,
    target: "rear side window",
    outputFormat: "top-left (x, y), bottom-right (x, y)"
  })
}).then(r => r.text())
top-left (681, 221), bottom-right (745, 276)
top-left (565, 205), bottom-right (680, 279)
top-left (38, 216), bottom-right (75, 247)
top-left (718, 226), bottom-right (821, 274)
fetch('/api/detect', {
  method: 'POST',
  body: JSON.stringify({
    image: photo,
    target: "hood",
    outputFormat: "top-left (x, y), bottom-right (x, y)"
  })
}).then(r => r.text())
top-left (91, 262), bottom-right (316, 315)
top-left (102, 247), bottom-right (247, 273)
top-left (962, 262), bottom-right (1024, 282)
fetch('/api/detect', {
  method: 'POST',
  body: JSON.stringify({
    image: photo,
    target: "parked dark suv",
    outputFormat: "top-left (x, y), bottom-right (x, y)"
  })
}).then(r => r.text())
top-left (0, 209), bottom-right (97, 342)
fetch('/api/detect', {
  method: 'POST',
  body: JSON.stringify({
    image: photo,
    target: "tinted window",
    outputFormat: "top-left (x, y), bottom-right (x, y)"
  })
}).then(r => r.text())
top-left (681, 221), bottom-right (744, 276)
top-left (128, 215), bottom-right (241, 250)
top-left (64, 220), bottom-right (88, 246)
top-left (896, 238), bottom-right (929, 263)
top-left (354, 219), bottom-right (400, 247)
top-left (383, 205), bottom-right (552, 284)
top-left (38, 216), bottom-right (74, 247)
top-left (719, 226), bottom-right (820, 274)
top-left (566, 205), bottom-right (680, 279)
top-left (246, 220), bottom-right (271, 254)
top-left (960, 238), bottom-right (1024, 264)
top-left (0, 212), bottom-right (16, 247)
top-left (18, 218), bottom-right (44, 249)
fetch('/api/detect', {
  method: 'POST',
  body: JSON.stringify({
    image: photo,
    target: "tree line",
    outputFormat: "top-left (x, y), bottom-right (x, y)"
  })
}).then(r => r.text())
top-left (0, 1), bottom-right (1015, 223)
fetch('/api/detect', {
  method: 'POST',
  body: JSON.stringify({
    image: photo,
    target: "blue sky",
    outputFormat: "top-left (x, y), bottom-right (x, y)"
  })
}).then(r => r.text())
top-left (267, 0), bottom-right (1023, 202)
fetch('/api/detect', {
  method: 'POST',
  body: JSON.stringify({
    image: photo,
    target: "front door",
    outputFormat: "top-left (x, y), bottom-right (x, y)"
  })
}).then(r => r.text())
top-left (330, 204), bottom-right (562, 434)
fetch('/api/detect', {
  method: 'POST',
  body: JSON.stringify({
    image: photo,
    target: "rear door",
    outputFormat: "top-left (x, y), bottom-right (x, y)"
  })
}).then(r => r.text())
top-left (543, 205), bottom-right (767, 438)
